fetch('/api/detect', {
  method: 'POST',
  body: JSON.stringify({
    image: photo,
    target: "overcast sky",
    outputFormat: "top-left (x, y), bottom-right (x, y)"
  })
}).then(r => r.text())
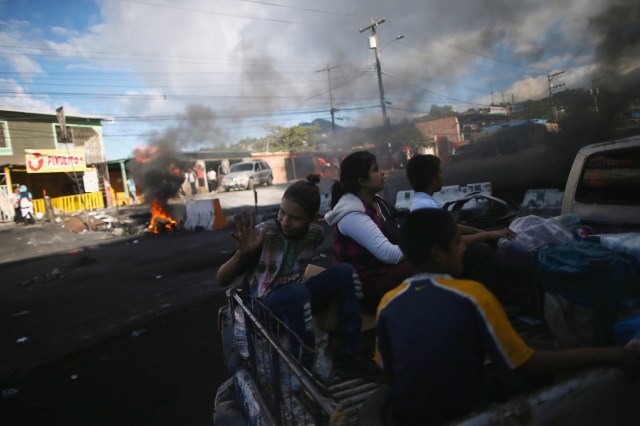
top-left (1, 0), bottom-right (638, 160)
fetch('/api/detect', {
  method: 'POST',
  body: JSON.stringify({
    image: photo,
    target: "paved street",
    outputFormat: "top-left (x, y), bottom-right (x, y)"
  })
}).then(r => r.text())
top-left (1, 296), bottom-right (226, 426)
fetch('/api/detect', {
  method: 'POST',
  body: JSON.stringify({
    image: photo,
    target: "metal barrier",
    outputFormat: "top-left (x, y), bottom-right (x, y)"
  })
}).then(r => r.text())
top-left (0, 185), bottom-right (13, 221)
top-left (230, 289), bottom-right (335, 425)
top-left (32, 192), bottom-right (105, 215)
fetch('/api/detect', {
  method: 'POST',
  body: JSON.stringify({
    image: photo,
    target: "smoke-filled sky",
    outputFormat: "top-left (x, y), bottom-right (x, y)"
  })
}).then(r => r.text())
top-left (1, 0), bottom-right (638, 160)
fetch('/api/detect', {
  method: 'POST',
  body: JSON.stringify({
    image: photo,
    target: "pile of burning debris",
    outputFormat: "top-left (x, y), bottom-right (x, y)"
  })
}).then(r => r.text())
top-left (57, 209), bottom-right (150, 237)
top-left (54, 199), bottom-right (185, 237)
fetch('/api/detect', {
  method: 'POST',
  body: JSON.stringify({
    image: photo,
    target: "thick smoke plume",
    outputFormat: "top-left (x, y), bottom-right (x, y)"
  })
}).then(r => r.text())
top-left (128, 103), bottom-right (224, 205)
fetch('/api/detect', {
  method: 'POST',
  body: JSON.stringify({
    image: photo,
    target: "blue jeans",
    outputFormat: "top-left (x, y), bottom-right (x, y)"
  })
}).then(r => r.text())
top-left (306, 264), bottom-right (363, 356)
top-left (259, 264), bottom-right (364, 368)
top-left (260, 282), bottom-right (315, 368)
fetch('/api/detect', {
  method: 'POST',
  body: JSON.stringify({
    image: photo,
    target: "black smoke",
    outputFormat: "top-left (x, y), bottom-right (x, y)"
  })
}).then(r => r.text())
top-left (128, 104), bottom-right (224, 205)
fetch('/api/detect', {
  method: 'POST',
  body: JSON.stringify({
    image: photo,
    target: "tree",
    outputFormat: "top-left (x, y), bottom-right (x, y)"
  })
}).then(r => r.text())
top-left (427, 104), bottom-right (456, 120)
top-left (267, 124), bottom-right (320, 152)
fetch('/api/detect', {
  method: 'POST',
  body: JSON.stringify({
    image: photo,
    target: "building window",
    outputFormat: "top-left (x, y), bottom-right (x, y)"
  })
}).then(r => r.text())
top-left (0, 122), bottom-right (7, 147)
top-left (0, 121), bottom-right (12, 154)
top-left (55, 124), bottom-right (99, 146)
top-left (55, 125), bottom-right (73, 144)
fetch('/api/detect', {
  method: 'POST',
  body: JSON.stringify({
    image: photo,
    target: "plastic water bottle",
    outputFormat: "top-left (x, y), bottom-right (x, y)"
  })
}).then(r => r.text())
top-left (233, 306), bottom-right (249, 360)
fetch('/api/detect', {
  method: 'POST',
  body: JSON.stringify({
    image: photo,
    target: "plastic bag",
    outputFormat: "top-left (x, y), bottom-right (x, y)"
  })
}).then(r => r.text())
top-left (499, 215), bottom-right (575, 269)
top-left (599, 233), bottom-right (640, 261)
top-left (233, 305), bottom-right (249, 360)
top-left (506, 215), bottom-right (575, 251)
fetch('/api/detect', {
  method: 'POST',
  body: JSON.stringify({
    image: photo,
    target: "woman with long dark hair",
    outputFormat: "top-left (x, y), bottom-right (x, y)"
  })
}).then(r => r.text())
top-left (324, 151), bottom-right (413, 313)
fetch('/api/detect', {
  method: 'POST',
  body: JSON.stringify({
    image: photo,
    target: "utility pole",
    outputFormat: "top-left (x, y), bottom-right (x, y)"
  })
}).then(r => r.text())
top-left (360, 18), bottom-right (390, 130)
top-left (591, 76), bottom-right (605, 114)
top-left (315, 64), bottom-right (339, 134)
top-left (547, 71), bottom-right (566, 122)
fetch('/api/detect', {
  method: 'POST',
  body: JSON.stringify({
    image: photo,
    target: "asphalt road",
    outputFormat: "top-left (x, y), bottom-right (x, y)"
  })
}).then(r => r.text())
top-left (1, 296), bottom-right (226, 426)
top-left (0, 227), bottom-right (235, 425)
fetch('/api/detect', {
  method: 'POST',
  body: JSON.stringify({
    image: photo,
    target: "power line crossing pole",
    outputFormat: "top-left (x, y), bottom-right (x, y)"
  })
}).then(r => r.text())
top-left (591, 76), bottom-right (605, 114)
top-left (360, 18), bottom-right (390, 130)
top-left (547, 71), bottom-right (566, 122)
top-left (315, 64), bottom-right (339, 134)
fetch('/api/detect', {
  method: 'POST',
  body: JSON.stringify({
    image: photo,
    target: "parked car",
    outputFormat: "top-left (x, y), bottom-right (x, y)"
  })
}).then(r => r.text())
top-left (220, 160), bottom-right (273, 191)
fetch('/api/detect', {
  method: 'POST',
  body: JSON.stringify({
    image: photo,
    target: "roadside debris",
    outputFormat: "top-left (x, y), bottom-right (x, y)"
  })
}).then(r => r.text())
top-left (11, 310), bottom-right (30, 317)
top-left (131, 329), bottom-right (146, 337)
top-left (20, 268), bottom-right (63, 286)
top-left (16, 337), bottom-right (30, 344)
top-left (59, 210), bottom-right (148, 237)
top-left (2, 388), bottom-right (19, 399)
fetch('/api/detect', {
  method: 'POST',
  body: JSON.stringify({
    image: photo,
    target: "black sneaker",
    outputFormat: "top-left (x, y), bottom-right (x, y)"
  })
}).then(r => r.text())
top-left (336, 354), bottom-right (384, 383)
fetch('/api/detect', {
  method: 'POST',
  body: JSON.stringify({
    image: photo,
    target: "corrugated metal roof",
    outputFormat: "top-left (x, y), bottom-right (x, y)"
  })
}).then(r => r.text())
top-left (0, 107), bottom-right (113, 122)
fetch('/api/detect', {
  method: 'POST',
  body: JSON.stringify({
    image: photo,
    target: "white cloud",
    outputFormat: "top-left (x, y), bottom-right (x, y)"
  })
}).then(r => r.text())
top-left (0, 79), bottom-right (53, 111)
top-left (2, 0), bottom-right (637, 159)
top-left (49, 26), bottom-right (80, 38)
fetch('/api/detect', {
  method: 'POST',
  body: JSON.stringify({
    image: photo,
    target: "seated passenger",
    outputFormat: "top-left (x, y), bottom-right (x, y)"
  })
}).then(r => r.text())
top-left (216, 173), bottom-right (381, 381)
top-left (376, 209), bottom-right (640, 426)
top-left (324, 151), bottom-right (413, 314)
top-left (406, 154), bottom-right (516, 293)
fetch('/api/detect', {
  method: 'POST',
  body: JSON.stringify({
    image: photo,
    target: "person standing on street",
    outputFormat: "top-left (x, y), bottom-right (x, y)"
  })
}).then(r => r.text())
top-left (207, 168), bottom-right (217, 192)
top-left (188, 168), bottom-right (197, 196)
top-left (127, 177), bottom-right (138, 204)
top-left (18, 185), bottom-right (35, 225)
top-left (10, 185), bottom-right (22, 224)
top-left (196, 165), bottom-right (206, 194)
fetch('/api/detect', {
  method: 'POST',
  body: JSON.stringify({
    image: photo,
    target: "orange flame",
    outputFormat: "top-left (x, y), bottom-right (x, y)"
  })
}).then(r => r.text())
top-left (147, 200), bottom-right (178, 234)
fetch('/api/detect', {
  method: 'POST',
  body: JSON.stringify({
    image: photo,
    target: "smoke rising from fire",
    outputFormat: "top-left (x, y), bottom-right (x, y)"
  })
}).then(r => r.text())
top-left (128, 103), bottom-right (227, 206)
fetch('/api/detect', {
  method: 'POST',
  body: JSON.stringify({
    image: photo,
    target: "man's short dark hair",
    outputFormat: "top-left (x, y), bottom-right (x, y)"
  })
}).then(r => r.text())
top-left (399, 209), bottom-right (458, 271)
top-left (406, 154), bottom-right (441, 192)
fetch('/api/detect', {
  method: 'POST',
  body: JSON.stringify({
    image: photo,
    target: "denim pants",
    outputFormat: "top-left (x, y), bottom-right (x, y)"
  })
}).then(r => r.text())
top-left (260, 263), bottom-right (364, 367)
top-left (260, 282), bottom-right (315, 367)
top-left (306, 263), bottom-right (363, 356)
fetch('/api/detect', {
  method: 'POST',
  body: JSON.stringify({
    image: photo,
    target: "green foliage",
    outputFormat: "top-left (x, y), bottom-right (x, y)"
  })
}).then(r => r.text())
top-left (226, 123), bottom-right (321, 152)
top-left (267, 123), bottom-right (320, 152)
top-left (366, 124), bottom-right (428, 152)
top-left (389, 126), bottom-right (428, 150)
top-left (416, 104), bottom-right (457, 121)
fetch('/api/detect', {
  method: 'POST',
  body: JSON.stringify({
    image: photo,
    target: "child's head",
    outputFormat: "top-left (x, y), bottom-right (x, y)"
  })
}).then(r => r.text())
top-left (330, 151), bottom-right (381, 208)
top-left (399, 209), bottom-right (465, 275)
top-left (280, 173), bottom-right (321, 238)
top-left (406, 154), bottom-right (441, 192)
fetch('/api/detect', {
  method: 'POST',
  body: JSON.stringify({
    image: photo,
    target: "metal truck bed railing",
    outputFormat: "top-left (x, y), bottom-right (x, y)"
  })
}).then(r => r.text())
top-left (230, 288), bottom-right (336, 425)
